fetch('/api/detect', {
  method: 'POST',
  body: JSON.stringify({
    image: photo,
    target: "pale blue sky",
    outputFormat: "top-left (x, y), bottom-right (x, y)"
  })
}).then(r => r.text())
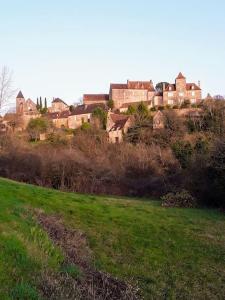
top-left (1, 0), bottom-right (225, 106)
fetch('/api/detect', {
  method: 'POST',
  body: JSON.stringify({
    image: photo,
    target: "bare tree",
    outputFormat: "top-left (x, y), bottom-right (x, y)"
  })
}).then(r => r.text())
top-left (0, 66), bottom-right (16, 111)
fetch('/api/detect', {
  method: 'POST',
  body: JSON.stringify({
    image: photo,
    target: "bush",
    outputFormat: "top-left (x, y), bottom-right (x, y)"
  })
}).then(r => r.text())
top-left (161, 190), bottom-right (197, 208)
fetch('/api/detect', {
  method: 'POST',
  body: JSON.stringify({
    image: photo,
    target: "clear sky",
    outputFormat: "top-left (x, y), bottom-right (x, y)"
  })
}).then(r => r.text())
top-left (1, 0), bottom-right (225, 107)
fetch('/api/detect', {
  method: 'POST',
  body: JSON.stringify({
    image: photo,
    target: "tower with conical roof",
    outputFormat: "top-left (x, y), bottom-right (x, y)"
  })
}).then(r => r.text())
top-left (175, 72), bottom-right (186, 103)
top-left (16, 91), bottom-right (25, 114)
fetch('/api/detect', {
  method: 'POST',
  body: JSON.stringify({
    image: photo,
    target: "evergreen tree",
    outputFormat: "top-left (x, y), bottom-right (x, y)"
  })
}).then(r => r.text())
top-left (44, 97), bottom-right (47, 109)
top-left (40, 97), bottom-right (43, 109)
top-left (36, 98), bottom-right (39, 110)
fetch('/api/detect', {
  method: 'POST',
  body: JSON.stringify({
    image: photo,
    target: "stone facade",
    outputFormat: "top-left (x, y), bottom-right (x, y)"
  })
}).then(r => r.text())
top-left (83, 94), bottom-right (109, 105)
top-left (83, 73), bottom-right (202, 111)
top-left (106, 112), bottom-right (133, 143)
top-left (49, 98), bottom-right (69, 113)
top-left (163, 73), bottom-right (202, 106)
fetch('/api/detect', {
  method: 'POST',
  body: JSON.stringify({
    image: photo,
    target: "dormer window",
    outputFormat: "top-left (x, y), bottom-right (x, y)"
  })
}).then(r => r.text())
top-left (169, 86), bottom-right (172, 91)
top-left (192, 85), bottom-right (195, 90)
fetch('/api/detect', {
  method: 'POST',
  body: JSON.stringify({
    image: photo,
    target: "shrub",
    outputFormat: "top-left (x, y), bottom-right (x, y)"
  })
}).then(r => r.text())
top-left (161, 190), bottom-right (197, 208)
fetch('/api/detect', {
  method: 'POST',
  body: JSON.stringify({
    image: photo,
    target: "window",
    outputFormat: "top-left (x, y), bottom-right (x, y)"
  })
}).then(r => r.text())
top-left (191, 99), bottom-right (196, 104)
top-left (192, 85), bottom-right (195, 90)
top-left (192, 91), bottom-right (195, 96)
top-left (168, 92), bottom-right (173, 97)
top-left (179, 92), bottom-right (184, 97)
top-left (169, 86), bottom-right (172, 91)
top-left (168, 99), bottom-right (174, 105)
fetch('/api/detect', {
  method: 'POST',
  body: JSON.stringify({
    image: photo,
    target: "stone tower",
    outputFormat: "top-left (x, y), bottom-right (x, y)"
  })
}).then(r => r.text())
top-left (16, 91), bottom-right (25, 114)
top-left (175, 72), bottom-right (186, 92)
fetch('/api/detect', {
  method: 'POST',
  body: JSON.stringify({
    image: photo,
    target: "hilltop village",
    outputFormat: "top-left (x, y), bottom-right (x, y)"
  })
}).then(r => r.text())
top-left (1, 73), bottom-right (204, 142)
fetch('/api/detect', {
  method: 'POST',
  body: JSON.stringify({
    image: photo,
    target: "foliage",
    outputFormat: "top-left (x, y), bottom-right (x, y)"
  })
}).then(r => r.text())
top-left (137, 102), bottom-right (149, 116)
top-left (27, 118), bottom-right (50, 141)
top-left (92, 107), bottom-right (107, 129)
top-left (81, 122), bottom-right (91, 131)
top-left (108, 99), bottom-right (114, 110)
top-left (172, 141), bottom-right (193, 168)
top-left (127, 104), bottom-right (136, 115)
top-left (161, 190), bottom-right (197, 208)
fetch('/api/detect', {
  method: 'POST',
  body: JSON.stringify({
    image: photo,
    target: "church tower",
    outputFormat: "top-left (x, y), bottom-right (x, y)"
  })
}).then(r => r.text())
top-left (16, 91), bottom-right (25, 114)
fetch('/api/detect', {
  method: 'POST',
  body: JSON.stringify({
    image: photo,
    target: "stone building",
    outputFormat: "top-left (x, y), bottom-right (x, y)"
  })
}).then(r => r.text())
top-left (153, 111), bottom-right (166, 130)
top-left (106, 112), bottom-right (133, 143)
top-left (163, 73), bottom-right (202, 106)
top-left (16, 91), bottom-right (38, 115)
top-left (68, 103), bottom-right (107, 129)
top-left (47, 111), bottom-right (70, 129)
top-left (109, 80), bottom-right (155, 109)
top-left (83, 94), bottom-right (109, 105)
top-left (49, 98), bottom-right (69, 113)
top-left (83, 73), bottom-right (202, 111)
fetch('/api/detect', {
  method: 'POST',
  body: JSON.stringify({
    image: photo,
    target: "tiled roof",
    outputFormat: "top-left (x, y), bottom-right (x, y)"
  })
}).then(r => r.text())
top-left (71, 103), bottom-right (107, 116)
top-left (186, 83), bottom-right (201, 91)
top-left (165, 83), bottom-right (201, 92)
top-left (17, 91), bottom-right (24, 99)
top-left (176, 72), bottom-right (186, 79)
top-left (52, 98), bottom-right (68, 106)
top-left (109, 114), bottom-right (130, 131)
top-left (165, 84), bottom-right (176, 91)
top-left (83, 94), bottom-right (109, 101)
top-left (127, 81), bottom-right (155, 92)
top-left (47, 111), bottom-right (71, 120)
top-left (110, 83), bottom-right (128, 90)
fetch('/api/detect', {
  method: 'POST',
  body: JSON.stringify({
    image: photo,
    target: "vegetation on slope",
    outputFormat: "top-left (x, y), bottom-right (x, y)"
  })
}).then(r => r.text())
top-left (0, 178), bottom-right (225, 299)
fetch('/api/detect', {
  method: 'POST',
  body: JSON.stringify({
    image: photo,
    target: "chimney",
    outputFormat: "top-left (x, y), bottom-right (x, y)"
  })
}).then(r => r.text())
top-left (198, 81), bottom-right (201, 88)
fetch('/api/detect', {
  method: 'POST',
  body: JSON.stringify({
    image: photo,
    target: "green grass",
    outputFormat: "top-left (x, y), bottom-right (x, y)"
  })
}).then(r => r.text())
top-left (0, 177), bottom-right (225, 299)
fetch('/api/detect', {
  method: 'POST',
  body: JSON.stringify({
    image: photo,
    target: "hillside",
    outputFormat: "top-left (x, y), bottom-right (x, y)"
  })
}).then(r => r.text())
top-left (0, 178), bottom-right (224, 299)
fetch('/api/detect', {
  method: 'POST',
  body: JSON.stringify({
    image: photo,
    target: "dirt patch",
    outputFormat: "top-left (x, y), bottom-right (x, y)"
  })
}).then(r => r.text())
top-left (37, 213), bottom-right (140, 300)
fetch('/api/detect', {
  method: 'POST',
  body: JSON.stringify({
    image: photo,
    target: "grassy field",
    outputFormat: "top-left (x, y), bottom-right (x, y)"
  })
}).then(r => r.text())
top-left (0, 177), bottom-right (224, 299)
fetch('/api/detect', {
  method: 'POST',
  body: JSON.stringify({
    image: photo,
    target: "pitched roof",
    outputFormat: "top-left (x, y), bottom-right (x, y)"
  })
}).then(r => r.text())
top-left (52, 98), bottom-right (68, 106)
top-left (165, 83), bottom-right (201, 92)
top-left (165, 84), bottom-right (176, 91)
top-left (176, 72), bottom-right (186, 80)
top-left (83, 94), bottom-right (109, 101)
top-left (17, 91), bottom-right (24, 99)
top-left (71, 103), bottom-right (107, 116)
top-left (109, 113), bottom-right (130, 131)
top-left (127, 81), bottom-right (155, 91)
top-left (186, 83), bottom-right (201, 91)
top-left (47, 110), bottom-right (71, 120)
top-left (110, 83), bottom-right (128, 90)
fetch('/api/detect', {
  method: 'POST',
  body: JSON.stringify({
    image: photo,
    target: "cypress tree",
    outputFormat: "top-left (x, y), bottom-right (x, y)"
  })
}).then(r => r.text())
top-left (40, 97), bottom-right (43, 109)
top-left (44, 97), bottom-right (47, 108)
top-left (36, 98), bottom-right (39, 110)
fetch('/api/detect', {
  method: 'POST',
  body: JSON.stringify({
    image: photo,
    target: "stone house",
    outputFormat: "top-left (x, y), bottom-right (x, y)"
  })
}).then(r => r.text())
top-left (49, 98), bottom-right (69, 113)
top-left (68, 103), bottom-right (107, 129)
top-left (109, 80), bottom-right (156, 110)
top-left (163, 73), bottom-right (202, 106)
top-left (106, 112), bottom-right (133, 143)
top-left (153, 111), bottom-right (166, 130)
top-left (47, 111), bottom-right (70, 129)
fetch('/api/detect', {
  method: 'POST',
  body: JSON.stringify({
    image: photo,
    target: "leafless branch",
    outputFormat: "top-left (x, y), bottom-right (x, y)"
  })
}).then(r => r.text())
top-left (0, 66), bottom-right (17, 110)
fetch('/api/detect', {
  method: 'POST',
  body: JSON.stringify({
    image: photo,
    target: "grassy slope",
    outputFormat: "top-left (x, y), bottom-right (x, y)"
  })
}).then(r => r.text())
top-left (0, 178), bottom-right (225, 299)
